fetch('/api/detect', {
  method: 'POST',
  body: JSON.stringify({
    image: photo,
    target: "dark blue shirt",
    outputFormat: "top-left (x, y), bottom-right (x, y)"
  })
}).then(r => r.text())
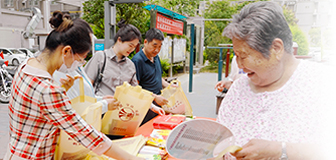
top-left (132, 49), bottom-right (163, 95)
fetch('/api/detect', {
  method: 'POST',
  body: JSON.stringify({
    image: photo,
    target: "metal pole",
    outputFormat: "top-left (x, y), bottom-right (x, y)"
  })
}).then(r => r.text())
top-left (170, 38), bottom-right (174, 77)
top-left (104, 1), bottom-right (115, 49)
top-left (218, 48), bottom-right (223, 81)
top-left (189, 24), bottom-right (195, 93)
top-left (150, 9), bottom-right (157, 28)
top-left (225, 48), bottom-right (230, 77)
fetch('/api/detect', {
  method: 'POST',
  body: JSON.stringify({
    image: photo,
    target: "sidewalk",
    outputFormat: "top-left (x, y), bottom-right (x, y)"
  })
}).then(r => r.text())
top-left (176, 72), bottom-right (219, 119)
top-left (0, 72), bottom-right (221, 159)
top-left (0, 104), bottom-right (9, 160)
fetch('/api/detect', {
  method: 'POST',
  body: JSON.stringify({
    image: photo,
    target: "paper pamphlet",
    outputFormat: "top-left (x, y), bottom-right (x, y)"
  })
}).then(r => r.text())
top-left (166, 119), bottom-right (238, 160)
top-left (137, 146), bottom-right (167, 160)
top-left (112, 135), bottom-right (148, 156)
top-left (150, 129), bottom-right (171, 140)
top-left (84, 135), bottom-right (148, 160)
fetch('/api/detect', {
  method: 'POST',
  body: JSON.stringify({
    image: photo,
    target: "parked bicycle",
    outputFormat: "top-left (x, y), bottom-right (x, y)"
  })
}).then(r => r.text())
top-left (0, 64), bottom-right (13, 103)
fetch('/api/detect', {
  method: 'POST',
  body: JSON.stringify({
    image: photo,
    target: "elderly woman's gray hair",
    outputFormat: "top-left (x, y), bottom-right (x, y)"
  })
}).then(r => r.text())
top-left (223, 1), bottom-right (293, 58)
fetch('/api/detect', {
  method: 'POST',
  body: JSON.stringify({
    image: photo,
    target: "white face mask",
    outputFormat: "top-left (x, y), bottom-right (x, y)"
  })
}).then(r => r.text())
top-left (58, 53), bottom-right (80, 73)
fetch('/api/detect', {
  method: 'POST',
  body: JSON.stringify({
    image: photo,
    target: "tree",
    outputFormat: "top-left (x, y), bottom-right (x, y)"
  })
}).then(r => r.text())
top-left (283, 7), bottom-right (309, 55)
top-left (82, 0), bottom-right (150, 39)
top-left (290, 25), bottom-right (309, 55)
top-left (283, 6), bottom-right (298, 26)
top-left (82, 0), bottom-right (105, 38)
top-left (309, 27), bottom-right (321, 47)
top-left (203, 0), bottom-right (252, 64)
top-left (147, 0), bottom-right (200, 17)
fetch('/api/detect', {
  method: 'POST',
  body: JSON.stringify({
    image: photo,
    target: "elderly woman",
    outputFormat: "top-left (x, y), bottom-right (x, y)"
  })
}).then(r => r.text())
top-left (217, 1), bottom-right (334, 160)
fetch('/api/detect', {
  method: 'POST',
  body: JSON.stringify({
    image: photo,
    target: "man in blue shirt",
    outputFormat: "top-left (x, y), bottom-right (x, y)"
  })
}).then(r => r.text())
top-left (132, 28), bottom-right (170, 125)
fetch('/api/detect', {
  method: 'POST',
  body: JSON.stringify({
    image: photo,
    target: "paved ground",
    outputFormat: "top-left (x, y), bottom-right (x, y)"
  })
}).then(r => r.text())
top-left (177, 72), bottom-right (219, 119)
top-left (0, 72), bottom-right (221, 159)
top-left (0, 103), bottom-right (9, 159)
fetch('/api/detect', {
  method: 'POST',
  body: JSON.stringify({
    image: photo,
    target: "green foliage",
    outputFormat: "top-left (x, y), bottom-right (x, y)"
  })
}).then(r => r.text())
top-left (82, 0), bottom-right (150, 40)
top-left (160, 59), bottom-right (184, 77)
top-left (203, 0), bottom-right (251, 63)
top-left (283, 6), bottom-right (298, 26)
top-left (116, 3), bottom-right (150, 40)
top-left (82, 0), bottom-right (105, 38)
top-left (283, 5), bottom-right (309, 55)
top-left (160, 59), bottom-right (170, 77)
top-left (290, 25), bottom-right (309, 55)
top-left (201, 62), bottom-right (228, 73)
top-left (147, 0), bottom-right (200, 17)
top-left (309, 27), bottom-right (321, 47)
top-left (322, 28), bottom-right (336, 50)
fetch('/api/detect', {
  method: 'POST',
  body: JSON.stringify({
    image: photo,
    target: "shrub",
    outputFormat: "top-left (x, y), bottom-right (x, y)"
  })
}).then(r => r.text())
top-left (290, 25), bottom-right (309, 55)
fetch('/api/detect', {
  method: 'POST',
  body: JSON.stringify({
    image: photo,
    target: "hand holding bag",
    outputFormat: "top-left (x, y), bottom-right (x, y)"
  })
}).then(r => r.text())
top-left (161, 80), bottom-right (193, 116)
top-left (101, 82), bottom-right (154, 136)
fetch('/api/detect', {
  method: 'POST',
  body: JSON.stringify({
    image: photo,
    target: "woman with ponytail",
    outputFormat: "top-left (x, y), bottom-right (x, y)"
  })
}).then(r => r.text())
top-left (5, 11), bottom-right (144, 160)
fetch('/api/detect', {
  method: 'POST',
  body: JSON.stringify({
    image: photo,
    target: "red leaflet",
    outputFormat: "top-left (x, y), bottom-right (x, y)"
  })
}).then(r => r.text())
top-left (153, 115), bottom-right (186, 130)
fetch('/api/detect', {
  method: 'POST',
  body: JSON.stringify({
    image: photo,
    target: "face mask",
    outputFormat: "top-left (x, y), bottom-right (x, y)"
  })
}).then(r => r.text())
top-left (58, 53), bottom-right (80, 73)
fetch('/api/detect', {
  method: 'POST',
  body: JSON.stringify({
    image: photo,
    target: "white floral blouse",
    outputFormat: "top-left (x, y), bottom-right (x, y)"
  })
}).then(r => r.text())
top-left (217, 60), bottom-right (334, 159)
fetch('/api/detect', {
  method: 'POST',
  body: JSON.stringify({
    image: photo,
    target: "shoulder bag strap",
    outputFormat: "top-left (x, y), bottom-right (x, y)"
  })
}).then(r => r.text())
top-left (94, 51), bottom-right (106, 92)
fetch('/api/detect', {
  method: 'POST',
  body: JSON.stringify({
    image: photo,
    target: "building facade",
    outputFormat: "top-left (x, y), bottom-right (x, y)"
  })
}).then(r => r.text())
top-left (273, 0), bottom-right (334, 39)
top-left (0, 0), bottom-right (82, 51)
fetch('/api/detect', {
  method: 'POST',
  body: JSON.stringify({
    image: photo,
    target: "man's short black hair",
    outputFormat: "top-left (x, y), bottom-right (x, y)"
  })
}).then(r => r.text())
top-left (145, 28), bottom-right (164, 43)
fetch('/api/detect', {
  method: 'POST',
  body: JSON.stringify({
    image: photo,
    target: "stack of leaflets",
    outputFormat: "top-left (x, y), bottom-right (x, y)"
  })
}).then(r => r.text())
top-left (153, 115), bottom-right (186, 130)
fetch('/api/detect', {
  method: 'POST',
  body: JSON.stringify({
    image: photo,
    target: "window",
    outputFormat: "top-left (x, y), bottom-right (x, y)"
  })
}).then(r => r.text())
top-left (2, 49), bottom-right (10, 55)
top-left (29, 0), bottom-right (39, 6)
top-left (4, 0), bottom-right (14, 8)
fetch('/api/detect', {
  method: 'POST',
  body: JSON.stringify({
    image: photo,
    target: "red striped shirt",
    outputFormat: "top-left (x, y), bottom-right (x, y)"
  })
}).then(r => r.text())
top-left (8, 60), bottom-right (111, 159)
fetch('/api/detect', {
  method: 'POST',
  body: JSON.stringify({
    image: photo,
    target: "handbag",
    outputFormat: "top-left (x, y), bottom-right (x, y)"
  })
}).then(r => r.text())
top-left (54, 78), bottom-right (103, 160)
top-left (101, 82), bottom-right (154, 136)
top-left (160, 80), bottom-right (193, 116)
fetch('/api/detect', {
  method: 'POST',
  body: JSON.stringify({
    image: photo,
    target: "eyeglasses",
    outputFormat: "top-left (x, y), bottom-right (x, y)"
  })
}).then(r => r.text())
top-left (75, 54), bottom-right (87, 65)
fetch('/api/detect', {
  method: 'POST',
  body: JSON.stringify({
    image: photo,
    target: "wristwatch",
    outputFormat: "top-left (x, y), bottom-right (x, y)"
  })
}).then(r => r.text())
top-left (279, 142), bottom-right (288, 160)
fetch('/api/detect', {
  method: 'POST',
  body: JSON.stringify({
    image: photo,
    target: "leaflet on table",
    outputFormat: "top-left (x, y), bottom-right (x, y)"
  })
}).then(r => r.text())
top-left (112, 135), bottom-right (148, 156)
top-left (166, 119), bottom-right (239, 160)
top-left (80, 135), bottom-right (148, 160)
top-left (137, 146), bottom-right (168, 160)
top-left (150, 129), bottom-right (171, 140)
top-left (146, 137), bottom-right (166, 148)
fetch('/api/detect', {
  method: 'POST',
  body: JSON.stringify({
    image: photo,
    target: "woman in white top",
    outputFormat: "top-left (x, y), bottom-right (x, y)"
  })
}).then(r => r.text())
top-left (53, 65), bottom-right (119, 114)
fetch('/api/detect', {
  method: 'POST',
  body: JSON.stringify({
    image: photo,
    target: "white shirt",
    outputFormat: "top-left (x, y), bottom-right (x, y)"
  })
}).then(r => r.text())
top-left (53, 66), bottom-right (109, 114)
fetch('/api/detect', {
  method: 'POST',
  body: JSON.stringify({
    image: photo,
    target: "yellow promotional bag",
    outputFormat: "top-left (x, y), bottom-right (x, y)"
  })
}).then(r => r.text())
top-left (161, 80), bottom-right (193, 116)
top-left (101, 82), bottom-right (154, 136)
top-left (54, 78), bottom-right (103, 160)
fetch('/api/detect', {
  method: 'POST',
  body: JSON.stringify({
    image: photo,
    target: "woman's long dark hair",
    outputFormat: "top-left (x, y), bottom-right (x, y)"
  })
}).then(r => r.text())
top-left (114, 19), bottom-right (141, 43)
top-left (45, 11), bottom-right (93, 55)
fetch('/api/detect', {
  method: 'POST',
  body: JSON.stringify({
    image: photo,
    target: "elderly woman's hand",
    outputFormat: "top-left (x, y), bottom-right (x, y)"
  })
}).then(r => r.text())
top-left (215, 80), bottom-right (233, 92)
top-left (231, 139), bottom-right (281, 160)
top-left (60, 75), bottom-right (82, 91)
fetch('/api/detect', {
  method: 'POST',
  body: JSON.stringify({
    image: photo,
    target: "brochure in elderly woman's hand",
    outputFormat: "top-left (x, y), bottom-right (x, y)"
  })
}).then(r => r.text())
top-left (166, 119), bottom-right (242, 160)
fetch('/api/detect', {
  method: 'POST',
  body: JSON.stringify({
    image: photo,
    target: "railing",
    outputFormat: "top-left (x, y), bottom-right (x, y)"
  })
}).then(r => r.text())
top-left (207, 46), bottom-right (234, 81)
